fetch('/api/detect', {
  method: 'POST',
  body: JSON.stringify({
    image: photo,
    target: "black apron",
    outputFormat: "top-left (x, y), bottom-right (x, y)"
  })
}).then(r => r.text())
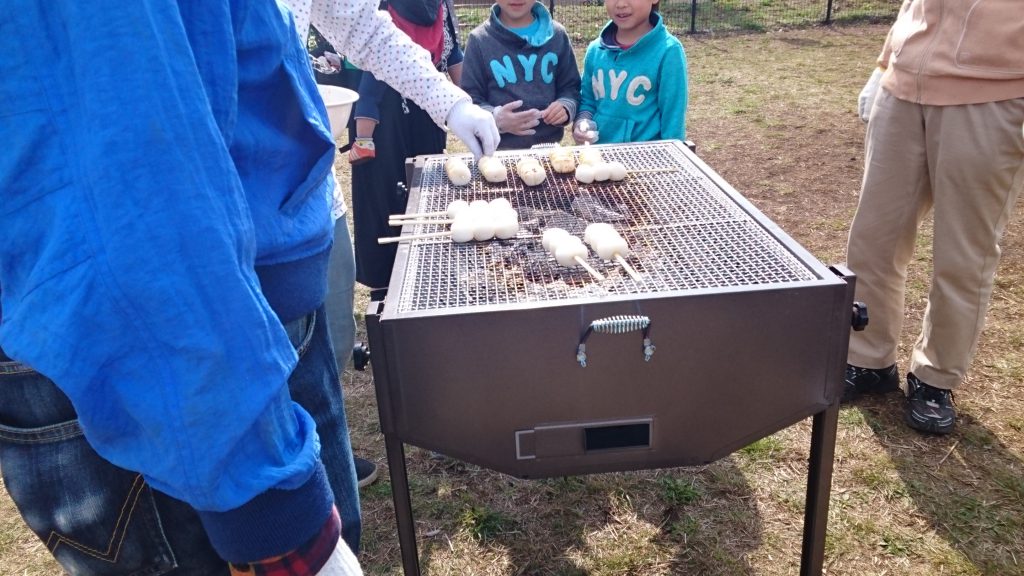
top-left (351, 86), bottom-right (447, 289)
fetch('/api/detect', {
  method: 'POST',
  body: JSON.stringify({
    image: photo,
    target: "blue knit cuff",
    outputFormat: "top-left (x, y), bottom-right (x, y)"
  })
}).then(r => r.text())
top-left (197, 461), bottom-right (335, 564)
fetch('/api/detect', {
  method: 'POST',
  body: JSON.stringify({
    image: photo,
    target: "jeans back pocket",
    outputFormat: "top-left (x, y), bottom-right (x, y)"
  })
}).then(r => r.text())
top-left (0, 364), bottom-right (178, 575)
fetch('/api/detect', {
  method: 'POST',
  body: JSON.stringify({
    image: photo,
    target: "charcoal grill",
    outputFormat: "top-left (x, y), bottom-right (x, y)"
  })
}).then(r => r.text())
top-left (365, 140), bottom-right (862, 575)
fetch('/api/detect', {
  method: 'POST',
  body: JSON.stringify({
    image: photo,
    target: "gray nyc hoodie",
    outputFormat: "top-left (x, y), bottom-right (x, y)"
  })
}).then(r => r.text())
top-left (460, 2), bottom-right (581, 150)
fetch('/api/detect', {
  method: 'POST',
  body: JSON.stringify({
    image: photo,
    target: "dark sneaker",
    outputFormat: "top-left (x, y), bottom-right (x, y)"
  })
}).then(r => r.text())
top-left (904, 373), bottom-right (956, 434)
top-left (842, 363), bottom-right (899, 403)
top-left (355, 456), bottom-right (379, 489)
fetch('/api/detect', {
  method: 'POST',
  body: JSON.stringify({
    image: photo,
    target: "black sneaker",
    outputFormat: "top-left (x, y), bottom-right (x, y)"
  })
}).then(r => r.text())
top-left (355, 457), bottom-right (379, 489)
top-left (904, 373), bottom-right (956, 434)
top-left (842, 363), bottom-right (899, 403)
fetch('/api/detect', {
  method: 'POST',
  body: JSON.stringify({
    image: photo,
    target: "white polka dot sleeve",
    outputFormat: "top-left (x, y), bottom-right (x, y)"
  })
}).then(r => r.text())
top-left (283, 0), bottom-right (469, 129)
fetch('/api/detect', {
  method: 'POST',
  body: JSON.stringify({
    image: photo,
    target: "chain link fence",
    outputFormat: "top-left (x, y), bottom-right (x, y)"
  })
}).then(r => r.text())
top-left (309, 0), bottom-right (898, 72)
top-left (453, 0), bottom-right (899, 43)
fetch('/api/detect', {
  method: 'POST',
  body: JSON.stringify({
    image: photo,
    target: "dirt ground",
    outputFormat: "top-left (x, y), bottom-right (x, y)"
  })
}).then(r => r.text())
top-left (2, 23), bottom-right (1022, 576)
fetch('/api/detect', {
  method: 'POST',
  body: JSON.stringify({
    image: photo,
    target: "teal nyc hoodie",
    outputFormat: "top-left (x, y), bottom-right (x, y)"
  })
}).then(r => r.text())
top-left (578, 12), bottom-right (687, 143)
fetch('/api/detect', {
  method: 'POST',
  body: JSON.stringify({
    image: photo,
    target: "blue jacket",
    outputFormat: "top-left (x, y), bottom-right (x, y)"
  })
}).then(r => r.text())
top-left (0, 0), bottom-right (335, 563)
top-left (579, 12), bottom-right (688, 143)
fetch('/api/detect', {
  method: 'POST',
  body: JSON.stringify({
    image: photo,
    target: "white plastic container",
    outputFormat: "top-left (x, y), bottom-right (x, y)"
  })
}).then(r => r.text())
top-left (316, 85), bottom-right (359, 141)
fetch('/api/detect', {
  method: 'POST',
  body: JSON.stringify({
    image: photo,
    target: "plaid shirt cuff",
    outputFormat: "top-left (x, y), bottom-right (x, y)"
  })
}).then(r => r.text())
top-left (229, 507), bottom-right (341, 576)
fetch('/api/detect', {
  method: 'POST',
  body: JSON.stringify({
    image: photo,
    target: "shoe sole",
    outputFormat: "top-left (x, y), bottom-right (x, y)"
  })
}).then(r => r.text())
top-left (904, 409), bottom-right (955, 435)
top-left (357, 466), bottom-right (379, 488)
top-left (841, 379), bottom-right (899, 404)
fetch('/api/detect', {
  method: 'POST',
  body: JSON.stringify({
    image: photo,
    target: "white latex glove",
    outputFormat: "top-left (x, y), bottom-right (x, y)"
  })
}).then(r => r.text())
top-left (858, 68), bottom-right (883, 124)
top-left (493, 100), bottom-right (542, 136)
top-left (446, 99), bottom-right (500, 159)
top-left (315, 536), bottom-right (364, 575)
top-left (572, 118), bottom-right (599, 144)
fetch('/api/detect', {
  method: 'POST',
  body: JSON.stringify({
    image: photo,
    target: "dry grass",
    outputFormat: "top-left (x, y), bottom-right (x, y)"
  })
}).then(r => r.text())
top-left (3, 23), bottom-right (1022, 576)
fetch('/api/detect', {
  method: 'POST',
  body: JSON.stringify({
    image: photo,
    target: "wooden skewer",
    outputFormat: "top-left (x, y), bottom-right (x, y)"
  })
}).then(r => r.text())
top-left (388, 218), bottom-right (454, 226)
top-left (377, 231), bottom-right (451, 244)
top-left (614, 254), bottom-right (643, 282)
top-left (573, 256), bottom-right (606, 282)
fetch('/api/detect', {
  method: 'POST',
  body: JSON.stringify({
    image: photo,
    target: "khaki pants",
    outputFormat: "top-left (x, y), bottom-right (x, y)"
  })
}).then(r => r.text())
top-left (847, 90), bottom-right (1024, 390)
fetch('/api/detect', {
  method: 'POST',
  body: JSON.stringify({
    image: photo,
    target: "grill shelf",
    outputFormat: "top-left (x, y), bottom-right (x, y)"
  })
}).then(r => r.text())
top-left (367, 140), bottom-right (852, 576)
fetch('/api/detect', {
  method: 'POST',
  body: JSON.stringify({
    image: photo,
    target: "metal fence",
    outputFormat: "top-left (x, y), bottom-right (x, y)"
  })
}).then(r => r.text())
top-left (453, 0), bottom-right (899, 42)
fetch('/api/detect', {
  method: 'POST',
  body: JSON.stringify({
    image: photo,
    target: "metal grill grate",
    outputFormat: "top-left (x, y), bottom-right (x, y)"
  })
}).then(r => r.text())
top-left (394, 141), bottom-right (817, 312)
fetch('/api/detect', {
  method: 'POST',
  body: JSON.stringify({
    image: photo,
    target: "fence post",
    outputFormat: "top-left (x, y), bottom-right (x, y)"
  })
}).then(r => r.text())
top-left (690, 0), bottom-right (697, 33)
top-left (824, 0), bottom-right (833, 23)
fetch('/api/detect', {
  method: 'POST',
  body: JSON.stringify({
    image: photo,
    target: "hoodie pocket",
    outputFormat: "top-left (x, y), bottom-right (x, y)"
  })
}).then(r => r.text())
top-left (955, 0), bottom-right (1024, 75)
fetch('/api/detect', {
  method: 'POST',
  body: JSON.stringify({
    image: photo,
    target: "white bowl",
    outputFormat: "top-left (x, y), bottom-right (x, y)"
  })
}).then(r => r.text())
top-left (316, 85), bottom-right (359, 141)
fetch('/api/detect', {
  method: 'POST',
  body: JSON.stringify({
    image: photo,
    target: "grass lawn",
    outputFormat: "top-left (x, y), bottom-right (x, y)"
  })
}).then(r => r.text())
top-left (3, 22), bottom-right (1022, 576)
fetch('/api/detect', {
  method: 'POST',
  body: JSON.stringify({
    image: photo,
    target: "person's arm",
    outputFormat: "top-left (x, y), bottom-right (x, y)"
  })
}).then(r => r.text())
top-left (447, 62), bottom-right (463, 87)
top-left (658, 42), bottom-right (687, 140)
top-left (293, 0), bottom-right (464, 128)
top-left (553, 31), bottom-right (582, 125)
top-left (1, 0), bottom-right (331, 565)
top-left (877, 0), bottom-right (912, 69)
top-left (577, 44), bottom-right (597, 120)
top-left (443, 0), bottom-right (465, 73)
top-left (287, 0), bottom-right (497, 156)
top-left (459, 35), bottom-right (493, 110)
top-left (354, 72), bottom-right (384, 124)
top-left (573, 44), bottom-right (599, 144)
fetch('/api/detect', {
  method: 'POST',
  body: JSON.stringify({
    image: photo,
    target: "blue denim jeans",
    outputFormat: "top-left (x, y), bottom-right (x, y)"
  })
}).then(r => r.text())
top-left (326, 217), bottom-right (356, 370)
top-left (0, 305), bottom-right (360, 574)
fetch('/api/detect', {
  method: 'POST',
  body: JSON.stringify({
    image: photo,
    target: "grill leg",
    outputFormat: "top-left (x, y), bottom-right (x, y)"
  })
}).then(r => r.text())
top-left (385, 433), bottom-right (421, 576)
top-left (800, 401), bottom-right (840, 575)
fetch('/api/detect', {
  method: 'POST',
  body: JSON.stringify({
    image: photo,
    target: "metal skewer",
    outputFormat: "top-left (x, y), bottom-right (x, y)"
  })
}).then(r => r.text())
top-left (626, 167), bottom-right (678, 175)
top-left (378, 231), bottom-right (451, 244)
top-left (388, 218), bottom-right (454, 226)
top-left (390, 210), bottom-right (448, 220)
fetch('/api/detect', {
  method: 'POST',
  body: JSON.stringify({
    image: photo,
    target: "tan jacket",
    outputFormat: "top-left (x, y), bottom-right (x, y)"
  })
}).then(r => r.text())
top-left (878, 0), bottom-right (1024, 106)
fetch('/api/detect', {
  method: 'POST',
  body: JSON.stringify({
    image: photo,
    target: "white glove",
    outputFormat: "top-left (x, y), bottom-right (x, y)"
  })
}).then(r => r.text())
top-left (446, 99), bottom-right (500, 159)
top-left (314, 537), bottom-right (363, 575)
top-left (492, 100), bottom-right (542, 136)
top-left (858, 68), bottom-right (883, 124)
top-left (572, 118), bottom-right (599, 144)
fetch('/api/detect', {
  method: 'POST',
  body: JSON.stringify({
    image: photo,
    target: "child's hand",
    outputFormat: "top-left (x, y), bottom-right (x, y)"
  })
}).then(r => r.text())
top-left (493, 100), bottom-right (542, 136)
top-left (540, 102), bottom-right (569, 126)
top-left (572, 119), bottom-right (599, 144)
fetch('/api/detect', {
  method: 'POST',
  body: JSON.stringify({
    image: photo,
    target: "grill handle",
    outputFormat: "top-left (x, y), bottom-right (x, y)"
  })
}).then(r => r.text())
top-left (576, 315), bottom-right (654, 367)
top-left (851, 302), bottom-right (868, 331)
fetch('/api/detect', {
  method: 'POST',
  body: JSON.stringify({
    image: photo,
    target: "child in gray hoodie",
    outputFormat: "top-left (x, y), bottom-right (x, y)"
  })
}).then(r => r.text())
top-left (460, 0), bottom-right (581, 150)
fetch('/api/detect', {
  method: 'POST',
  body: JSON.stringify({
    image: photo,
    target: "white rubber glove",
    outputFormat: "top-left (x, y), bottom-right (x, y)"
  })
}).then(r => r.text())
top-left (315, 537), bottom-right (363, 575)
top-left (446, 99), bottom-right (500, 159)
top-left (858, 68), bottom-right (883, 124)
top-left (572, 118), bottom-right (599, 144)
top-left (492, 100), bottom-right (542, 136)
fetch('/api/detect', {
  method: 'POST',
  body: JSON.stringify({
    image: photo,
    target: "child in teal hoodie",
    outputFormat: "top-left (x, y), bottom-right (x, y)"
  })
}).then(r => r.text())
top-left (573, 0), bottom-right (687, 144)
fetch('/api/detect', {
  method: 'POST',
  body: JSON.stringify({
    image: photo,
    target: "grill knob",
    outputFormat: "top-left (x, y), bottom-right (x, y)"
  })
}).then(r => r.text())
top-left (851, 302), bottom-right (868, 331)
top-left (353, 342), bottom-right (371, 371)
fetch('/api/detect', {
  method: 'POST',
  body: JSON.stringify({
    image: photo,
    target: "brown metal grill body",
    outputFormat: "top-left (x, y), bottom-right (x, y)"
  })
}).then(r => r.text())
top-left (370, 140), bottom-right (850, 478)
top-left (365, 140), bottom-right (850, 575)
